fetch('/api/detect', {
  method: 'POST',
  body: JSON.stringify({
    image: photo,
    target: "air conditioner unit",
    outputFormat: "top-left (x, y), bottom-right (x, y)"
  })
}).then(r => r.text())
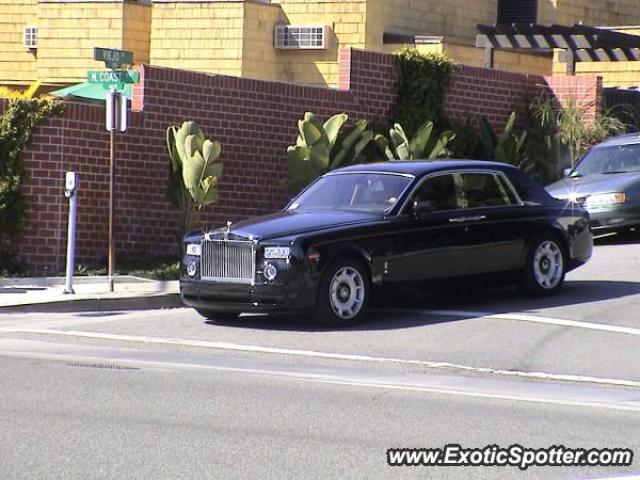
top-left (274, 25), bottom-right (329, 50)
top-left (23, 26), bottom-right (38, 49)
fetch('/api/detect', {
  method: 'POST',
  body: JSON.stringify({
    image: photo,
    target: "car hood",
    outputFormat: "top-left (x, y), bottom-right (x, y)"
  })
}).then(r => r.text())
top-left (211, 210), bottom-right (382, 241)
top-left (546, 172), bottom-right (640, 199)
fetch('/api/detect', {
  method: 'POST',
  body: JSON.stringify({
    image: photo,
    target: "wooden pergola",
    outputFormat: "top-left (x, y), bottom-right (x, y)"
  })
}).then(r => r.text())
top-left (476, 23), bottom-right (640, 75)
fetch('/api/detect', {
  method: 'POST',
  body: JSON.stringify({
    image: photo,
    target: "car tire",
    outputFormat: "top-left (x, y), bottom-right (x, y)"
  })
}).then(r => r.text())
top-left (314, 256), bottom-right (370, 327)
top-left (195, 309), bottom-right (238, 322)
top-left (520, 233), bottom-right (567, 296)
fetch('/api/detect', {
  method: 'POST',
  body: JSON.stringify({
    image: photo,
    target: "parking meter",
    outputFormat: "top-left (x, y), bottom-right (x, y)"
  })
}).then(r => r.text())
top-left (64, 172), bottom-right (78, 294)
top-left (65, 171), bottom-right (77, 198)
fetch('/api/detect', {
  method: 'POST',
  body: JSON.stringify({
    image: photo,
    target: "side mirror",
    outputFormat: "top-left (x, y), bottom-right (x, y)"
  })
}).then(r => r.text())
top-left (563, 168), bottom-right (572, 178)
top-left (412, 199), bottom-right (433, 220)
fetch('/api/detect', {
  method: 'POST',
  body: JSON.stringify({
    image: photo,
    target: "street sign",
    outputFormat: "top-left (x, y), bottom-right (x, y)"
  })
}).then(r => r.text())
top-left (94, 47), bottom-right (133, 69)
top-left (87, 70), bottom-right (139, 86)
top-left (89, 47), bottom-right (135, 294)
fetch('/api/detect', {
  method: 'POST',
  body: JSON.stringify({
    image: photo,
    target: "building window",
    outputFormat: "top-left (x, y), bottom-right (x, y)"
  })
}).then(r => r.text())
top-left (23, 26), bottom-right (38, 49)
top-left (274, 25), bottom-right (327, 49)
top-left (497, 0), bottom-right (537, 24)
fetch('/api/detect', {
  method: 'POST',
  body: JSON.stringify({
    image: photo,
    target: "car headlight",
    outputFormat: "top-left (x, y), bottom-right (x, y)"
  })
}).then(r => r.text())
top-left (186, 243), bottom-right (202, 256)
top-left (584, 193), bottom-right (626, 208)
top-left (264, 246), bottom-right (290, 259)
top-left (263, 263), bottom-right (278, 281)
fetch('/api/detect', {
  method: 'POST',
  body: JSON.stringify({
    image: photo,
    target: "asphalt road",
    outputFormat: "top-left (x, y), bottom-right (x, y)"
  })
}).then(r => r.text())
top-left (1, 357), bottom-right (639, 480)
top-left (0, 234), bottom-right (639, 479)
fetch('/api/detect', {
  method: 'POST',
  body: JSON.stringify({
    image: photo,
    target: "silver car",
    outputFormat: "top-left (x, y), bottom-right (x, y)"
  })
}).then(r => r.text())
top-left (547, 133), bottom-right (640, 232)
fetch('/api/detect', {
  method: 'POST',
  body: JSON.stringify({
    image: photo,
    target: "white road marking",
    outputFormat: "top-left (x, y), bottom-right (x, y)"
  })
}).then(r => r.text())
top-left (587, 476), bottom-right (640, 480)
top-left (2, 338), bottom-right (640, 413)
top-left (311, 379), bottom-right (640, 414)
top-left (377, 308), bottom-right (640, 337)
top-left (5, 327), bottom-right (640, 389)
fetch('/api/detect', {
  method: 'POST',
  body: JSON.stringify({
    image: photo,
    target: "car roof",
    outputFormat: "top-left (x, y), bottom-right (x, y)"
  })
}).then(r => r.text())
top-left (330, 159), bottom-right (519, 178)
top-left (592, 133), bottom-right (640, 148)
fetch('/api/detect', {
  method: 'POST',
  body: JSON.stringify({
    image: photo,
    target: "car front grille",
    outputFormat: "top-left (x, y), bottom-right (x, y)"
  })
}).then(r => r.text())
top-left (200, 240), bottom-right (255, 284)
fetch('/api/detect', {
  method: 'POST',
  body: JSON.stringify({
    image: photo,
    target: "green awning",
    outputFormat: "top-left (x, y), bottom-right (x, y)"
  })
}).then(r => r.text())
top-left (50, 82), bottom-right (132, 102)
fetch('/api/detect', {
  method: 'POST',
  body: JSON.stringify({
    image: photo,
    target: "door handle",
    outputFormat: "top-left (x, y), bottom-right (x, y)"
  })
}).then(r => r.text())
top-left (449, 215), bottom-right (487, 223)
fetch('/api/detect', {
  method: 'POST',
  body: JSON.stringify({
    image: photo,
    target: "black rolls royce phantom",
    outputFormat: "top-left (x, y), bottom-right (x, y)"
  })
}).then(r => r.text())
top-left (180, 160), bottom-right (593, 326)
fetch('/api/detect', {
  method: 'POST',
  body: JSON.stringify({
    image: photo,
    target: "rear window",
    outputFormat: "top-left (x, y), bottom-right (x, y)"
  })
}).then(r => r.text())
top-left (506, 169), bottom-right (553, 205)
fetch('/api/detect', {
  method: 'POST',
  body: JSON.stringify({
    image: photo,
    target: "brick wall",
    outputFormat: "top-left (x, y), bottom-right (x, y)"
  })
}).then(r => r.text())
top-left (4, 48), bottom-right (602, 272)
top-left (543, 75), bottom-right (603, 123)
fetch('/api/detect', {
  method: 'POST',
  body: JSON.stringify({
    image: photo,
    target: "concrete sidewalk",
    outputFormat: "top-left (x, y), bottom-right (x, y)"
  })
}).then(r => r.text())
top-left (0, 275), bottom-right (181, 312)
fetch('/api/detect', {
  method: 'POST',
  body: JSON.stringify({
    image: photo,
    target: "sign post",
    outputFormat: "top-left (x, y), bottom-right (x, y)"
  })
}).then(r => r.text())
top-left (89, 47), bottom-right (137, 292)
top-left (108, 88), bottom-right (117, 293)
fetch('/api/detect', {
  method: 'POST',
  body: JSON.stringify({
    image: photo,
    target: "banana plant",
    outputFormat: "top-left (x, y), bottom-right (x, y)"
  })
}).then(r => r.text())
top-left (375, 121), bottom-right (455, 161)
top-left (478, 111), bottom-right (527, 166)
top-left (287, 112), bottom-right (373, 192)
top-left (167, 121), bottom-right (223, 245)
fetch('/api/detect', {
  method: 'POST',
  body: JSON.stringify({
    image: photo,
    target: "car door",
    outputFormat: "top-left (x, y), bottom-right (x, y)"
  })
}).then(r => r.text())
top-left (400, 172), bottom-right (472, 281)
top-left (452, 171), bottom-right (527, 275)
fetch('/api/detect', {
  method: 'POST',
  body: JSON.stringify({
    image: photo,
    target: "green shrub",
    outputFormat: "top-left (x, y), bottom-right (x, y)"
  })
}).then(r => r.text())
top-left (0, 97), bottom-right (63, 272)
top-left (394, 48), bottom-right (456, 138)
top-left (166, 121), bottom-right (223, 245)
top-left (286, 112), bottom-right (373, 192)
top-left (373, 121), bottom-right (455, 161)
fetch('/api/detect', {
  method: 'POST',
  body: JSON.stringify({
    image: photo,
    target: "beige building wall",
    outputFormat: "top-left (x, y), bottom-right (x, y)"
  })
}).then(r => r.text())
top-left (150, 1), bottom-right (246, 77)
top-left (0, 0), bottom-right (38, 86)
top-left (367, 0), bottom-right (498, 49)
top-left (387, 42), bottom-right (553, 77)
top-left (447, 43), bottom-right (553, 76)
top-left (150, 0), bottom-right (368, 87)
top-left (123, 2), bottom-right (152, 66)
top-left (276, 0), bottom-right (367, 86)
top-left (539, 0), bottom-right (640, 25)
top-left (241, 2), bottom-right (283, 81)
top-left (37, 2), bottom-right (126, 84)
top-left (3, 0), bottom-right (640, 89)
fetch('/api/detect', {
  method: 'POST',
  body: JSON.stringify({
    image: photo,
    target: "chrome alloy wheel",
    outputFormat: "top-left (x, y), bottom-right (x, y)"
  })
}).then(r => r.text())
top-left (533, 240), bottom-right (564, 289)
top-left (329, 267), bottom-right (365, 320)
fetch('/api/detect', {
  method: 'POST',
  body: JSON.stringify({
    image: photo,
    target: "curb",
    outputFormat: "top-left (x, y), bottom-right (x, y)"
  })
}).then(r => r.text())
top-left (0, 293), bottom-right (183, 313)
top-left (0, 275), bottom-right (165, 288)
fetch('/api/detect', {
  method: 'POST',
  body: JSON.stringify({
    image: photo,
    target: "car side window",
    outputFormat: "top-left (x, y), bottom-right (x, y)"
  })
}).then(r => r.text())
top-left (411, 174), bottom-right (462, 212)
top-left (460, 173), bottom-right (513, 208)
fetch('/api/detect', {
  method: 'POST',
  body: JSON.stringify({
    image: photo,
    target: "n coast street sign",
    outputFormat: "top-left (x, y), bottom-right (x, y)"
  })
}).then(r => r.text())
top-left (87, 70), bottom-right (139, 86)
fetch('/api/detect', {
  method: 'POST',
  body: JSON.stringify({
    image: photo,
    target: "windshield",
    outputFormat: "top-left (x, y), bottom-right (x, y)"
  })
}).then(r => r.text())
top-left (571, 144), bottom-right (640, 177)
top-left (288, 173), bottom-right (413, 213)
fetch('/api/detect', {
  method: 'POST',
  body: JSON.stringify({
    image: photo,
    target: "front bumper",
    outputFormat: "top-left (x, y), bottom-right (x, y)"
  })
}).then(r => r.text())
top-left (587, 203), bottom-right (640, 231)
top-left (180, 277), bottom-right (316, 314)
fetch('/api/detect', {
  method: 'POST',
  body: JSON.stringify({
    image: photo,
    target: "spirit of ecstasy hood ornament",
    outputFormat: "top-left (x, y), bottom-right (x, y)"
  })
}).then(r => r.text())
top-left (224, 220), bottom-right (232, 239)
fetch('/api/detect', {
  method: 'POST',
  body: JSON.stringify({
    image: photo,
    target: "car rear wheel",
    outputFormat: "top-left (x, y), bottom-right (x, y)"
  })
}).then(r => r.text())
top-left (315, 257), bottom-right (369, 327)
top-left (195, 309), bottom-right (238, 322)
top-left (520, 234), bottom-right (566, 296)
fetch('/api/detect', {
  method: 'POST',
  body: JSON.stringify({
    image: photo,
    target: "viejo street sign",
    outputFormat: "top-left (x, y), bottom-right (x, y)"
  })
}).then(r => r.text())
top-left (94, 47), bottom-right (133, 69)
top-left (87, 70), bottom-right (140, 86)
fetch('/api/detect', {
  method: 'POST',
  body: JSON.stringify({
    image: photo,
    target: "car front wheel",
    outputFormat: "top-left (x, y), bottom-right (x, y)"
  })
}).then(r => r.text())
top-left (315, 257), bottom-right (369, 327)
top-left (520, 234), bottom-right (566, 296)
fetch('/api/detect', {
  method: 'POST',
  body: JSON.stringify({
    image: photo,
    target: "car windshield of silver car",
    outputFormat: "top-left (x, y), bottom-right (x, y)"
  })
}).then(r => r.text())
top-left (571, 144), bottom-right (640, 177)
